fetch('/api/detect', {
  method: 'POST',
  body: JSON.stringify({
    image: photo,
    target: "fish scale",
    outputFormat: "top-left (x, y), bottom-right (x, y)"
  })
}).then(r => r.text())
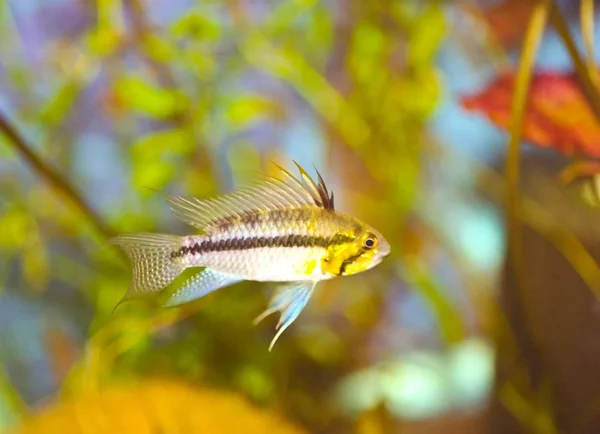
top-left (112, 162), bottom-right (390, 350)
top-left (181, 208), bottom-right (350, 281)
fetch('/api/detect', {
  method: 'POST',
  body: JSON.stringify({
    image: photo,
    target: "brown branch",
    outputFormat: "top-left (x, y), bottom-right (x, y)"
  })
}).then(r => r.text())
top-left (550, 1), bottom-right (600, 122)
top-left (124, 0), bottom-right (178, 90)
top-left (504, 0), bottom-right (552, 393)
top-left (0, 111), bottom-right (116, 240)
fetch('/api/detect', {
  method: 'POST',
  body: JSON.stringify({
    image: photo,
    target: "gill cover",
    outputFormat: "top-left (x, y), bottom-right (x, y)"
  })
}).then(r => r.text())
top-left (321, 230), bottom-right (380, 276)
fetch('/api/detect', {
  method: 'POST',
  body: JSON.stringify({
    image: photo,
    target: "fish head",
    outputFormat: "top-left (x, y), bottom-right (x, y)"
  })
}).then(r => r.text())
top-left (324, 224), bottom-right (390, 277)
top-left (365, 227), bottom-right (391, 268)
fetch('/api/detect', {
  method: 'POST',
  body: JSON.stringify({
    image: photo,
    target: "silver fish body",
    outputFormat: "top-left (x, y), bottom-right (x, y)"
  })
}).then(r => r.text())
top-left (112, 162), bottom-right (390, 350)
top-left (173, 207), bottom-right (362, 282)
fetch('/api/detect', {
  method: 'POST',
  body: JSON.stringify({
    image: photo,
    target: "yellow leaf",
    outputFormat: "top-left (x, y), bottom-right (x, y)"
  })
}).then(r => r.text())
top-left (39, 83), bottom-right (79, 126)
top-left (87, 27), bottom-right (121, 57)
top-left (408, 4), bottom-right (446, 69)
top-left (129, 129), bottom-right (192, 193)
top-left (348, 23), bottom-right (386, 88)
top-left (131, 129), bottom-right (192, 158)
top-left (183, 51), bottom-right (217, 78)
top-left (132, 160), bottom-right (174, 192)
top-left (142, 35), bottom-right (176, 63)
top-left (305, 6), bottom-right (333, 52)
top-left (171, 14), bottom-right (221, 40)
top-left (114, 76), bottom-right (186, 119)
top-left (0, 209), bottom-right (32, 250)
top-left (225, 96), bottom-right (281, 129)
top-left (12, 379), bottom-right (308, 434)
top-left (22, 232), bottom-right (49, 293)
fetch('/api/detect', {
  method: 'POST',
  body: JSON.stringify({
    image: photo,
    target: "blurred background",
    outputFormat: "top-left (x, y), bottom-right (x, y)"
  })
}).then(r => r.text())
top-left (2, 0), bottom-right (600, 432)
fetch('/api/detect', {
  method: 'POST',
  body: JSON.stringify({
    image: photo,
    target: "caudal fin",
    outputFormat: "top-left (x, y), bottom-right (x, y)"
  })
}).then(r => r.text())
top-left (111, 233), bottom-right (186, 297)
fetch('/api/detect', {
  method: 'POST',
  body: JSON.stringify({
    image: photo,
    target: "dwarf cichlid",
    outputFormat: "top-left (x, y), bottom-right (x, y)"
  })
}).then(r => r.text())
top-left (112, 162), bottom-right (390, 350)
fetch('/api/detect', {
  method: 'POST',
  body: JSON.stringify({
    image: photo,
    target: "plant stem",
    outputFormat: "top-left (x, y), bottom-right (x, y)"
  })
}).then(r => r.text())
top-left (0, 112), bottom-right (116, 240)
top-left (506, 0), bottom-right (550, 288)
top-left (551, 0), bottom-right (600, 121)
top-left (581, 0), bottom-right (600, 88)
top-left (504, 0), bottom-right (552, 410)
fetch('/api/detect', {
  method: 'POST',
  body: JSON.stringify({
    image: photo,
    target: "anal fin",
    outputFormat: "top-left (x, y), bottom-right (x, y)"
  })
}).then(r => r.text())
top-left (164, 268), bottom-right (242, 307)
top-left (254, 281), bottom-right (316, 351)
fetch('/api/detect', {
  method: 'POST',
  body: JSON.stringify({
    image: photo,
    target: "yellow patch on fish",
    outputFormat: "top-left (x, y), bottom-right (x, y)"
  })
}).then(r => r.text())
top-left (111, 161), bottom-right (391, 350)
top-left (298, 258), bottom-right (318, 276)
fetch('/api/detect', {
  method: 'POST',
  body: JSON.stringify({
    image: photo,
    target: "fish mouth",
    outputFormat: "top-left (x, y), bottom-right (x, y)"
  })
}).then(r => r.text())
top-left (378, 238), bottom-right (391, 258)
top-left (370, 241), bottom-right (391, 268)
top-left (380, 242), bottom-right (391, 257)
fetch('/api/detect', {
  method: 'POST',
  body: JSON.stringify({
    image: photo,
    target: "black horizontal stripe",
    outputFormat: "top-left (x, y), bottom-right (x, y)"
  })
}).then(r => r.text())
top-left (171, 233), bottom-right (354, 258)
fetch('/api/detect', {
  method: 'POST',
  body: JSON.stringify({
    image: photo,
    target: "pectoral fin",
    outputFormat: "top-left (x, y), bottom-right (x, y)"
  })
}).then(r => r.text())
top-left (254, 281), bottom-right (316, 351)
top-left (164, 268), bottom-right (242, 307)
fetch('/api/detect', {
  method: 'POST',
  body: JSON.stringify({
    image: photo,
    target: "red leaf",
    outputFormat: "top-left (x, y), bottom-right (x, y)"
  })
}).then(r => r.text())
top-left (461, 70), bottom-right (600, 159)
top-left (483, 0), bottom-right (535, 49)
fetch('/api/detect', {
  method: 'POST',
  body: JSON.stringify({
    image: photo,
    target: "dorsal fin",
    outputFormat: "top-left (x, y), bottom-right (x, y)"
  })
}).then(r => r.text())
top-left (167, 162), bottom-right (335, 231)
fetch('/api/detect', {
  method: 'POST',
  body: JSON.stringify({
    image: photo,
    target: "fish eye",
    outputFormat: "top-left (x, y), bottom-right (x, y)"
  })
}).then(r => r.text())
top-left (362, 233), bottom-right (377, 249)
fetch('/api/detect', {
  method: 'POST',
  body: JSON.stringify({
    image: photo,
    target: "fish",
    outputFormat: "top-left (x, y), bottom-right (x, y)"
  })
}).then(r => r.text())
top-left (111, 162), bottom-right (391, 350)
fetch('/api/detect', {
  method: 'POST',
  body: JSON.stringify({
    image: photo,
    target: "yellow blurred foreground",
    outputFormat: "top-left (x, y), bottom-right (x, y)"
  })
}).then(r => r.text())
top-left (11, 379), bottom-right (307, 434)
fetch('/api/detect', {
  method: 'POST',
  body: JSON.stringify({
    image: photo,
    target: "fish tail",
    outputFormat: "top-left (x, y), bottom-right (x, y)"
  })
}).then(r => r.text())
top-left (111, 233), bottom-right (186, 296)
